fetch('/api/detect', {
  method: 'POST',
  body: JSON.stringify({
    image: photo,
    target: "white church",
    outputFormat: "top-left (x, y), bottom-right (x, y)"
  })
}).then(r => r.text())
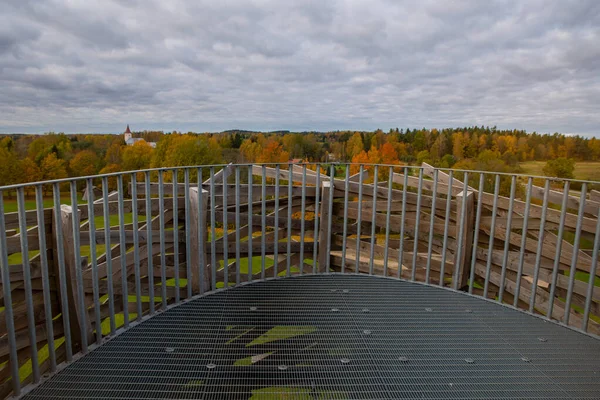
top-left (123, 125), bottom-right (156, 148)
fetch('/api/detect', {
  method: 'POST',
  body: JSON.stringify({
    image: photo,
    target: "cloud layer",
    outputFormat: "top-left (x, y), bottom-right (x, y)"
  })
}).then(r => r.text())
top-left (1, 0), bottom-right (599, 135)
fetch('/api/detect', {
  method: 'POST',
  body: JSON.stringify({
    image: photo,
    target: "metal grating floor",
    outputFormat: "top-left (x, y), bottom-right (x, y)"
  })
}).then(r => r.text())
top-left (23, 274), bottom-right (600, 399)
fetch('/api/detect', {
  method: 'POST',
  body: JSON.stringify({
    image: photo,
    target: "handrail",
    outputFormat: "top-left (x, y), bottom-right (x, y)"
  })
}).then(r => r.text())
top-left (0, 162), bottom-right (599, 398)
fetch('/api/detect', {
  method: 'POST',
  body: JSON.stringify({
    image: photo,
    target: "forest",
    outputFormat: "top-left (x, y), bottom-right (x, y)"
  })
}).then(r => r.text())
top-left (0, 126), bottom-right (599, 191)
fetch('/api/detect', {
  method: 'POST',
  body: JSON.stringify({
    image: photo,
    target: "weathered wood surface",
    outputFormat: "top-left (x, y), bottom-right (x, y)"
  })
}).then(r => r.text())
top-left (1, 163), bottom-right (600, 400)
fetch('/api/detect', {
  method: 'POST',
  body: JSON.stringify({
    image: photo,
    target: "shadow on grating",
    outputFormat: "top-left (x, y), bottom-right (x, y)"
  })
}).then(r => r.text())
top-left (23, 274), bottom-right (600, 399)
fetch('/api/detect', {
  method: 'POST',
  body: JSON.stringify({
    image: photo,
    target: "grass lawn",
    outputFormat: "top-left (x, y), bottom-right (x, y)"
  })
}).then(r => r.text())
top-left (519, 161), bottom-right (600, 182)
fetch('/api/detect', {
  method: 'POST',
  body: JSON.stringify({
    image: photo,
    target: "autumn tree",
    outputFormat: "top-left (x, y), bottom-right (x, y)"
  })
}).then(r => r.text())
top-left (543, 157), bottom-right (575, 179)
top-left (347, 132), bottom-right (364, 160)
top-left (122, 141), bottom-right (154, 172)
top-left (70, 150), bottom-right (102, 177)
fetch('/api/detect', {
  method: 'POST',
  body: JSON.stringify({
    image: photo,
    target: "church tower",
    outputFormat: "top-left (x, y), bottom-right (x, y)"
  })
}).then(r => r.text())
top-left (124, 124), bottom-right (132, 142)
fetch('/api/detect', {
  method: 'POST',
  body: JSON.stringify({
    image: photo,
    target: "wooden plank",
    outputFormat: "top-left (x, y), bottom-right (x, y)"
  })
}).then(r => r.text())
top-left (189, 187), bottom-right (209, 294)
top-left (317, 181), bottom-right (332, 272)
top-left (453, 190), bottom-right (475, 289)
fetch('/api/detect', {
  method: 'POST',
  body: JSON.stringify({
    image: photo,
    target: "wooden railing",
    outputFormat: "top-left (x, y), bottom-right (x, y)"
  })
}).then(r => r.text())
top-left (1, 163), bottom-right (599, 398)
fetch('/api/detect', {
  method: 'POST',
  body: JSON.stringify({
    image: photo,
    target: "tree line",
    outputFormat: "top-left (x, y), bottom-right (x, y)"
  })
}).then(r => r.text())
top-left (0, 126), bottom-right (598, 194)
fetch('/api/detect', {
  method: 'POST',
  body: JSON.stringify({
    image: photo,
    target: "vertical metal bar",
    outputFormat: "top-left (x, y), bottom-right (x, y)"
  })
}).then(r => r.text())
top-left (287, 165), bottom-right (293, 276)
top-left (172, 169), bottom-right (180, 303)
top-left (356, 165), bottom-right (364, 274)
top-left (18, 186), bottom-right (42, 381)
top-left (198, 167), bottom-right (206, 293)
top-left (0, 191), bottom-right (21, 395)
top-left (326, 164), bottom-right (335, 274)
top-left (469, 174), bottom-right (485, 295)
top-left (210, 167), bottom-right (216, 290)
top-left (547, 181), bottom-right (570, 320)
top-left (312, 166), bottom-right (321, 274)
top-left (70, 181), bottom-right (88, 352)
top-left (131, 174), bottom-right (142, 318)
top-left (411, 169), bottom-right (424, 281)
top-left (564, 183), bottom-right (587, 325)
top-left (18, 186), bottom-right (40, 382)
top-left (144, 171), bottom-right (155, 313)
top-left (498, 175), bottom-right (516, 301)
top-left (261, 166), bottom-right (266, 279)
top-left (273, 165), bottom-right (280, 278)
top-left (383, 167), bottom-right (393, 277)
top-left (453, 172), bottom-right (469, 290)
top-left (247, 166), bottom-right (253, 282)
top-left (341, 165), bottom-right (350, 274)
top-left (117, 175), bottom-right (129, 327)
top-left (513, 178), bottom-right (532, 304)
top-left (300, 165), bottom-right (307, 274)
top-left (184, 168), bottom-right (192, 298)
top-left (53, 183), bottom-right (73, 365)
top-left (85, 179), bottom-right (102, 343)
top-left (222, 168), bottom-right (228, 289)
top-left (398, 168), bottom-right (408, 278)
top-left (235, 166), bottom-right (241, 284)
top-left (483, 174), bottom-right (500, 297)
top-left (158, 170), bottom-right (167, 308)
top-left (369, 166), bottom-right (378, 275)
top-left (583, 202), bottom-right (600, 331)
top-left (425, 170), bottom-right (438, 284)
top-left (439, 170), bottom-right (453, 287)
top-left (102, 177), bottom-right (116, 332)
top-left (35, 184), bottom-right (56, 371)
top-left (529, 179), bottom-right (550, 313)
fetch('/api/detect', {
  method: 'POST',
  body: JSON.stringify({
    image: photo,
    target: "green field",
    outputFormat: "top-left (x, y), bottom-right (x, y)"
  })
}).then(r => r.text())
top-left (519, 161), bottom-right (600, 182)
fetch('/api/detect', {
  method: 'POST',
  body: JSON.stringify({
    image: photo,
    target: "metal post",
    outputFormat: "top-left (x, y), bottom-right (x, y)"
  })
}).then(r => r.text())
top-left (210, 167), bottom-right (216, 290)
top-left (529, 180), bottom-right (550, 313)
top-left (312, 167), bottom-right (321, 274)
top-left (564, 183), bottom-right (587, 325)
top-left (300, 165), bottom-right (307, 274)
top-left (172, 169), bottom-right (180, 302)
top-left (398, 168), bottom-right (408, 278)
top-left (247, 166), bottom-right (253, 282)
top-left (498, 175), bottom-right (515, 301)
top-left (131, 174), bottom-right (142, 318)
top-left (439, 170), bottom-right (453, 287)
top-left (261, 166), bottom-right (266, 279)
top-left (469, 173), bottom-right (485, 294)
top-left (144, 171), bottom-right (155, 313)
top-left (514, 177), bottom-right (532, 304)
top-left (222, 167), bottom-right (228, 288)
top-left (425, 170), bottom-right (438, 284)
top-left (117, 175), bottom-right (129, 326)
top-left (341, 166), bottom-right (349, 274)
top-left (0, 191), bottom-right (21, 396)
top-left (235, 166), bottom-right (241, 284)
top-left (54, 183), bottom-right (73, 360)
top-left (356, 165), bottom-right (363, 274)
top-left (273, 165), bottom-right (280, 278)
top-left (158, 171), bottom-right (167, 307)
top-left (583, 202), bottom-right (600, 331)
top-left (85, 179), bottom-right (102, 344)
top-left (36, 184), bottom-right (56, 370)
top-left (70, 181), bottom-right (88, 352)
top-left (184, 168), bottom-right (192, 298)
top-left (547, 181), bottom-right (570, 319)
top-left (483, 174), bottom-right (500, 297)
top-left (411, 169), bottom-right (423, 281)
top-left (383, 167), bottom-right (393, 277)
top-left (369, 166), bottom-right (378, 275)
top-left (287, 165), bottom-right (294, 276)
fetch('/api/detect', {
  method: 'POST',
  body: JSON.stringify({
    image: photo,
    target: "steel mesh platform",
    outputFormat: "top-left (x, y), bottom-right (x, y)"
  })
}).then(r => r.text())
top-left (23, 274), bottom-right (600, 399)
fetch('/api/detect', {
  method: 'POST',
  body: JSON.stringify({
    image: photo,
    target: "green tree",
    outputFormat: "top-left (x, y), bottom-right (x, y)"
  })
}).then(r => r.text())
top-left (543, 157), bottom-right (575, 179)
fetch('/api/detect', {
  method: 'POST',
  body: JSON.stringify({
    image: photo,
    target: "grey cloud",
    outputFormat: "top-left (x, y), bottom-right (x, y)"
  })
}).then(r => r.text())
top-left (0, 0), bottom-right (598, 136)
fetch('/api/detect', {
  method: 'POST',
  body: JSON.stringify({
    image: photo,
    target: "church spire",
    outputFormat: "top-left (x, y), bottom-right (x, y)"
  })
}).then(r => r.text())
top-left (125, 124), bottom-right (131, 134)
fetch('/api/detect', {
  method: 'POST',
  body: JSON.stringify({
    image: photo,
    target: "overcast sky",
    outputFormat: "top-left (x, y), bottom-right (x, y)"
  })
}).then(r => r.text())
top-left (1, 0), bottom-right (599, 136)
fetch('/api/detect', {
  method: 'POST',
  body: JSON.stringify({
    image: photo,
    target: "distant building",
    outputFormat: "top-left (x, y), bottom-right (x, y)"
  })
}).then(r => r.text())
top-left (123, 125), bottom-right (156, 148)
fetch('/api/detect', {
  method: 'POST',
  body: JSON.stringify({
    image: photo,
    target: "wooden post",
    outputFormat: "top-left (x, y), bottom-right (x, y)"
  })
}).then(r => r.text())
top-left (189, 187), bottom-right (209, 294)
top-left (318, 181), bottom-right (332, 273)
top-left (59, 205), bottom-right (92, 351)
top-left (453, 190), bottom-right (475, 290)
